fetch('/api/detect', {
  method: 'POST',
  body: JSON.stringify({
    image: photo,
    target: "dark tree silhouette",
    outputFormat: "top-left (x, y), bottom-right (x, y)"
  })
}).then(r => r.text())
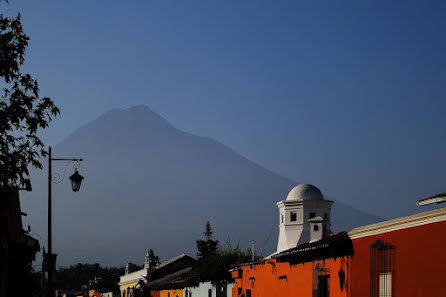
top-left (196, 221), bottom-right (219, 261)
top-left (0, 0), bottom-right (59, 187)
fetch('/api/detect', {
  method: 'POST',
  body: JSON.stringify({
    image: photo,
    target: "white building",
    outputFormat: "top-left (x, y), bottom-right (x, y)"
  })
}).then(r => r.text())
top-left (276, 184), bottom-right (333, 253)
top-left (184, 281), bottom-right (234, 297)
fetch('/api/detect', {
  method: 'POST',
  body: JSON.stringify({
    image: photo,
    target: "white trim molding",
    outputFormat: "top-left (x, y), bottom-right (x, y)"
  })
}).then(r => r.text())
top-left (348, 207), bottom-right (446, 239)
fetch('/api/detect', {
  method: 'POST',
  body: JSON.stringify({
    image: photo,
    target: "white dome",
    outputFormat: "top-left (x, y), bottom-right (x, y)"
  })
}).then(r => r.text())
top-left (286, 184), bottom-right (324, 201)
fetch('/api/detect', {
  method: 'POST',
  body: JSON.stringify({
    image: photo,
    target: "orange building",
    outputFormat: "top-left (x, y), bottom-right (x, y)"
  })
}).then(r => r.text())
top-left (348, 207), bottom-right (446, 297)
top-left (232, 232), bottom-right (353, 297)
top-left (232, 184), bottom-right (446, 297)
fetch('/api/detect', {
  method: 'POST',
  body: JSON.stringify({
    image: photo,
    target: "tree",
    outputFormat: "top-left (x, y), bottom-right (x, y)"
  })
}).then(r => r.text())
top-left (196, 221), bottom-right (219, 261)
top-left (0, 0), bottom-right (59, 187)
top-left (196, 239), bottom-right (260, 283)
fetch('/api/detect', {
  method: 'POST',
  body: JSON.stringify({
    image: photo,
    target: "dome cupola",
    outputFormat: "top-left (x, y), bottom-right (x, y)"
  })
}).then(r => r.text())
top-left (286, 184), bottom-right (324, 201)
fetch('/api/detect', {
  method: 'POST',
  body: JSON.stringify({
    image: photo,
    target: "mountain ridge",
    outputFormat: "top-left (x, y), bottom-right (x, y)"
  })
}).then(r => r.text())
top-left (23, 105), bottom-right (382, 266)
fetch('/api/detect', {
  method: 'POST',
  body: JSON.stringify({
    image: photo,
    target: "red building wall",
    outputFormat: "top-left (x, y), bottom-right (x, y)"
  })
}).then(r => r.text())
top-left (350, 220), bottom-right (446, 297)
top-left (232, 257), bottom-right (351, 297)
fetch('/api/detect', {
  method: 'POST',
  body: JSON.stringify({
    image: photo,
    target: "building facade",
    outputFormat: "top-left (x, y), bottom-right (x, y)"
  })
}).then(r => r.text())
top-left (119, 250), bottom-right (159, 297)
top-left (184, 281), bottom-right (234, 297)
top-left (348, 207), bottom-right (446, 297)
top-left (0, 188), bottom-right (40, 297)
top-left (232, 184), bottom-right (446, 297)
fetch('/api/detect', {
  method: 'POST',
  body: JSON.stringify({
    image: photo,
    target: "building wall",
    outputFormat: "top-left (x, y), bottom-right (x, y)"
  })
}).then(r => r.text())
top-left (119, 282), bottom-right (137, 297)
top-left (350, 220), bottom-right (446, 297)
top-left (159, 289), bottom-right (183, 297)
top-left (102, 292), bottom-right (120, 297)
top-left (232, 257), bottom-right (350, 297)
top-left (184, 281), bottom-right (234, 297)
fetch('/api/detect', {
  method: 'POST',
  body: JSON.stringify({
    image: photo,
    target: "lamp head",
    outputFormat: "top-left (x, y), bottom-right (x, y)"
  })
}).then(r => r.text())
top-left (69, 170), bottom-right (84, 192)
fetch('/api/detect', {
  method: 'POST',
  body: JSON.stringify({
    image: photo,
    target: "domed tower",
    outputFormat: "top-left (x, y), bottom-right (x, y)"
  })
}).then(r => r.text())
top-left (276, 184), bottom-right (333, 253)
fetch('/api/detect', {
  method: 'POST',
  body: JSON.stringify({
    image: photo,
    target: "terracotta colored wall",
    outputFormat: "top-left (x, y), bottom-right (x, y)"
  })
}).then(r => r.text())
top-left (232, 257), bottom-right (350, 297)
top-left (350, 220), bottom-right (446, 297)
top-left (159, 289), bottom-right (183, 297)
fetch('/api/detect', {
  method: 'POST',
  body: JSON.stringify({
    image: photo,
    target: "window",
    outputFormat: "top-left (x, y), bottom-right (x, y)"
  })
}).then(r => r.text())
top-left (291, 212), bottom-right (297, 222)
top-left (313, 264), bottom-right (330, 297)
top-left (246, 289), bottom-right (251, 297)
top-left (370, 240), bottom-right (395, 297)
top-left (324, 213), bottom-right (328, 219)
top-left (238, 288), bottom-right (242, 297)
top-left (281, 214), bottom-right (284, 223)
top-left (379, 272), bottom-right (392, 297)
top-left (208, 289), bottom-right (212, 297)
top-left (313, 225), bottom-right (319, 232)
top-left (310, 212), bottom-right (316, 219)
top-left (323, 224), bottom-right (326, 232)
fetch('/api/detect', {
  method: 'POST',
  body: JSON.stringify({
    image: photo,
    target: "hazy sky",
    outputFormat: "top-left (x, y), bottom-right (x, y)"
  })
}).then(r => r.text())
top-left (5, 0), bottom-right (446, 218)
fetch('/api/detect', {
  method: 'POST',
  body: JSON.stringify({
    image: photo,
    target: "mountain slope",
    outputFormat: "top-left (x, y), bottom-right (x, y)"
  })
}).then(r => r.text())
top-left (23, 105), bottom-right (382, 266)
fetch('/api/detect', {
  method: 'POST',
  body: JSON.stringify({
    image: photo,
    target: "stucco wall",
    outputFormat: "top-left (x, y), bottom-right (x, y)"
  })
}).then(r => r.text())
top-left (232, 258), bottom-right (349, 297)
top-left (350, 220), bottom-right (446, 297)
top-left (159, 289), bottom-right (183, 297)
top-left (184, 282), bottom-right (234, 297)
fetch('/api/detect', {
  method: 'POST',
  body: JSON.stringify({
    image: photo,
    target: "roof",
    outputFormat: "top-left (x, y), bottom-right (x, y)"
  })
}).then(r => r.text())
top-left (273, 232), bottom-right (354, 265)
top-left (118, 268), bottom-right (149, 286)
top-left (158, 253), bottom-right (187, 269)
top-left (416, 193), bottom-right (446, 206)
top-left (286, 184), bottom-right (324, 201)
top-left (150, 254), bottom-right (197, 281)
top-left (147, 267), bottom-right (198, 290)
top-left (348, 206), bottom-right (446, 239)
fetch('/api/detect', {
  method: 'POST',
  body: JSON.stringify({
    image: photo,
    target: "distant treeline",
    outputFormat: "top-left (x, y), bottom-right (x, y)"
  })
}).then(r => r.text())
top-left (54, 263), bottom-right (142, 292)
top-left (53, 223), bottom-right (260, 292)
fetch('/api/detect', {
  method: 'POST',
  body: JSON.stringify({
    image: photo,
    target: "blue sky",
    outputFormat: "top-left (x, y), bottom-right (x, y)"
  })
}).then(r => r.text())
top-left (5, 0), bottom-right (446, 218)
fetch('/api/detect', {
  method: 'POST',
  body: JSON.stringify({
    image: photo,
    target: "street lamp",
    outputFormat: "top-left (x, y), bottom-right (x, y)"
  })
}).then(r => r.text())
top-left (69, 170), bottom-right (84, 192)
top-left (46, 146), bottom-right (84, 297)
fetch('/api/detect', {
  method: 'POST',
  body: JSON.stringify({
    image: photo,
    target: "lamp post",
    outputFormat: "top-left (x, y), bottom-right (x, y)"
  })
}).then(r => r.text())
top-left (47, 146), bottom-right (84, 297)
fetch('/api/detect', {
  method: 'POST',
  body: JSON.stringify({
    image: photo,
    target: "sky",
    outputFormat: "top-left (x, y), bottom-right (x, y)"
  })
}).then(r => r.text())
top-left (4, 0), bottom-right (446, 219)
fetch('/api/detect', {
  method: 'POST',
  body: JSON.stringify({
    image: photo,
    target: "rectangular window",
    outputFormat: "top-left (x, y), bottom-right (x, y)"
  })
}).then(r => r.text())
top-left (246, 289), bottom-right (251, 297)
top-left (312, 265), bottom-right (330, 297)
top-left (310, 212), bottom-right (316, 219)
top-left (208, 289), bottom-right (212, 297)
top-left (370, 240), bottom-right (395, 297)
top-left (290, 212), bottom-right (297, 221)
top-left (238, 288), bottom-right (242, 297)
top-left (313, 225), bottom-right (319, 232)
top-left (379, 272), bottom-right (392, 297)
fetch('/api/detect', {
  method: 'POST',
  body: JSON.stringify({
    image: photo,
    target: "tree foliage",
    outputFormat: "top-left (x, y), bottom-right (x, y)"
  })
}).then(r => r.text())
top-left (0, 0), bottom-right (59, 187)
top-left (53, 263), bottom-right (138, 292)
top-left (196, 221), bottom-right (219, 261)
top-left (196, 239), bottom-right (260, 283)
top-left (196, 223), bottom-right (262, 283)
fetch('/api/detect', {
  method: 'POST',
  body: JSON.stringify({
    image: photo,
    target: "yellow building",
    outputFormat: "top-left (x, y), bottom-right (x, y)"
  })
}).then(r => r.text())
top-left (118, 250), bottom-right (157, 297)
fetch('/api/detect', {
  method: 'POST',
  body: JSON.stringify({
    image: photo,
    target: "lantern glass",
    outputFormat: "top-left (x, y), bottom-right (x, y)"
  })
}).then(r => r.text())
top-left (69, 170), bottom-right (84, 192)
